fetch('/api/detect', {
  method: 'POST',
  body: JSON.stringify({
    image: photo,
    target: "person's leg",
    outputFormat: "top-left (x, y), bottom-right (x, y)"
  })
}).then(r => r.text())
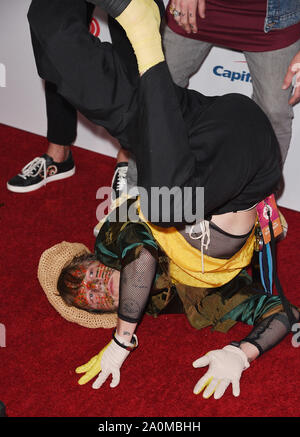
top-left (162, 24), bottom-right (213, 87)
top-left (6, 28), bottom-right (78, 193)
top-left (45, 2), bottom-right (95, 161)
top-left (45, 81), bottom-right (77, 162)
top-left (104, 1), bottom-right (166, 200)
top-left (122, 23), bottom-right (214, 195)
top-left (136, 61), bottom-right (281, 227)
top-left (27, 0), bottom-right (137, 149)
top-left (25, 0), bottom-right (280, 222)
top-left (6, 76), bottom-right (77, 193)
top-left (244, 39), bottom-right (300, 164)
top-left (106, 15), bottom-right (137, 199)
top-left (107, 15), bottom-right (139, 85)
top-left (115, 2), bottom-right (280, 225)
top-left (105, 3), bottom-right (213, 198)
top-left (6, 1), bottom-right (95, 193)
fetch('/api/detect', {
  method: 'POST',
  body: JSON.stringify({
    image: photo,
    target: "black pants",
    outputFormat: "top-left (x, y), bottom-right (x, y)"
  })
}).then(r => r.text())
top-left (29, 0), bottom-right (137, 147)
top-left (28, 0), bottom-right (282, 226)
top-left (43, 81), bottom-right (77, 145)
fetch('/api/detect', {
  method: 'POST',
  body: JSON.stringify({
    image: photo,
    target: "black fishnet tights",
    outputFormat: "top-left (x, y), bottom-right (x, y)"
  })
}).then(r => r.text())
top-left (239, 307), bottom-right (300, 356)
top-left (118, 247), bottom-right (157, 323)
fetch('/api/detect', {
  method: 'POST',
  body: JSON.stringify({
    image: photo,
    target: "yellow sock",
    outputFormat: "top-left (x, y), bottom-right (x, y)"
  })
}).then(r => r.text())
top-left (116, 0), bottom-right (165, 74)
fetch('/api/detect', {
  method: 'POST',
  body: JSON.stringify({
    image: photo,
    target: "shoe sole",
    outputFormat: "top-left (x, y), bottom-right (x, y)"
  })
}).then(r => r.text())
top-left (7, 167), bottom-right (76, 193)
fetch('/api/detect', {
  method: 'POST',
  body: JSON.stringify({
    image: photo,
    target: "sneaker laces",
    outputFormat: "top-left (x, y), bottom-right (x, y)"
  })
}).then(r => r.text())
top-left (188, 220), bottom-right (211, 273)
top-left (115, 166), bottom-right (128, 193)
top-left (19, 157), bottom-right (47, 180)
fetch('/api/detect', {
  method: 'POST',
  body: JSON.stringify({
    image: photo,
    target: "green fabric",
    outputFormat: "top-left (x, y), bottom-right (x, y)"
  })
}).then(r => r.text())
top-left (95, 199), bottom-right (286, 333)
top-left (96, 240), bottom-right (118, 260)
top-left (120, 229), bottom-right (157, 260)
top-left (146, 286), bottom-right (178, 318)
top-left (220, 293), bottom-right (283, 326)
top-left (174, 270), bottom-right (256, 332)
top-left (95, 198), bottom-right (158, 271)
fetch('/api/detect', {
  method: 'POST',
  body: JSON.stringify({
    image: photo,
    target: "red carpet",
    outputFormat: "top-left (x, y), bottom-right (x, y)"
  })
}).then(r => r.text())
top-left (0, 123), bottom-right (299, 418)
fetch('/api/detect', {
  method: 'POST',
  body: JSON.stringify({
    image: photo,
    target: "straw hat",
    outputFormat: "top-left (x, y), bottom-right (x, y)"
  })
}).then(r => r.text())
top-left (37, 241), bottom-right (117, 329)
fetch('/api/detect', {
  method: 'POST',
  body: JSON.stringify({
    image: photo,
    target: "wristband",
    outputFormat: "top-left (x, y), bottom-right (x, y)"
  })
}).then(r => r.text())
top-left (113, 331), bottom-right (138, 351)
top-left (230, 341), bottom-right (241, 349)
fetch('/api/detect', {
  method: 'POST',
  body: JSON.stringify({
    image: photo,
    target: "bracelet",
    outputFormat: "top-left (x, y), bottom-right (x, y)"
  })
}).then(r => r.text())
top-left (113, 331), bottom-right (138, 351)
top-left (230, 341), bottom-right (241, 349)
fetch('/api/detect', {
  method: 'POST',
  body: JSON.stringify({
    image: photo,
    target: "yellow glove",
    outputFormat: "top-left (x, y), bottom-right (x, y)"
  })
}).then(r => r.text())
top-left (76, 341), bottom-right (111, 386)
top-left (116, 0), bottom-right (165, 74)
top-left (76, 334), bottom-right (138, 388)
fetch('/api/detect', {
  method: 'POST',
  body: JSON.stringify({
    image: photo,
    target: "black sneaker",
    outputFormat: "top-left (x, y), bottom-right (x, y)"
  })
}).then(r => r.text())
top-left (111, 162), bottom-right (128, 201)
top-left (7, 151), bottom-right (75, 193)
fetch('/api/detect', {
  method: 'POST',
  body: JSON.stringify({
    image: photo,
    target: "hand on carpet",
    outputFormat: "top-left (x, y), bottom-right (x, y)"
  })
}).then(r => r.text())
top-left (75, 334), bottom-right (138, 389)
top-left (192, 345), bottom-right (250, 399)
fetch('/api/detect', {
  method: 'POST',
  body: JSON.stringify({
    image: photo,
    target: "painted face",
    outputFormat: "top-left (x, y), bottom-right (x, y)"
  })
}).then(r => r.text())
top-left (74, 261), bottom-right (120, 311)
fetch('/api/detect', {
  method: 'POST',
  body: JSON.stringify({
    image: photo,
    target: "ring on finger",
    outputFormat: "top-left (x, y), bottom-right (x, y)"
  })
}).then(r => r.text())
top-left (170, 6), bottom-right (181, 18)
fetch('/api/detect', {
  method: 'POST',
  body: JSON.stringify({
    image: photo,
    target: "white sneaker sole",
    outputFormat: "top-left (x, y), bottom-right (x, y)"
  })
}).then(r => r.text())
top-left (7, 166), bottom-right (76, 193)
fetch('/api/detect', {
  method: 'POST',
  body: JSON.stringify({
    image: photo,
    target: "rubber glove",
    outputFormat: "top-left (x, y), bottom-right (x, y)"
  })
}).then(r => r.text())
top-left (76, 333), bottom-right (138, 389)
top-left (192, 345), bottom-right (250, 399)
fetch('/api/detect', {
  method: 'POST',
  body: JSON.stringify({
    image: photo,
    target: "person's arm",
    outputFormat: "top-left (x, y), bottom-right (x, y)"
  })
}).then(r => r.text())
top-left (76, 247), bottom-right (156, 389)
top-left (193, 307), bottom-right (300, 399)
top-left (282, 50), bottom-right (300, 105)
top-left (232, 306), bottom-right (300, 357)
top-left (116, 319), bottom-right (137, 343)
top-left (78, 212), bottom-right (159, 389)
top-left (239, 341), bottom-right (259, 362)
top-left (75, 324), bottom-right (138, 389)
